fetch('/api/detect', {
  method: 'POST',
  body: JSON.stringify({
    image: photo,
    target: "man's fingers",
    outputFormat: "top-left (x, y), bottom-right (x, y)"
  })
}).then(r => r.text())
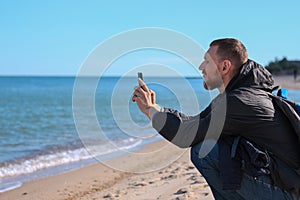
top-left (138, 78), bottom-right (150, 92)
top-left (150, 89), bottom-right (156, 104)
top-left (135, 85), bottom-right (149, 97)
top-left (133, 82), bottom-right (153, 104)
top-left (133, 88), bottom-right (146, 101)
top-left (138, 78), bottom-right (145, 86)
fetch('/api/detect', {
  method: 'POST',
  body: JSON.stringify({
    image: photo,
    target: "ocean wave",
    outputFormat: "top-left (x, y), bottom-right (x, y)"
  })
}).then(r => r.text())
top-left (0, 138), bottom-right (142, 179)
top-left (0, 181), bottom-right (22, 193)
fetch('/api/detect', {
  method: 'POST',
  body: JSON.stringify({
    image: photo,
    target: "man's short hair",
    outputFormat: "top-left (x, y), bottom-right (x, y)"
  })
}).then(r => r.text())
top-left (210, 38), bottom-right (248, 69)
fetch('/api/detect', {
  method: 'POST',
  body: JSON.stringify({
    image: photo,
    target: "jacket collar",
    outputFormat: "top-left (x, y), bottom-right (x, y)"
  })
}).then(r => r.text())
top-left (225, 59), bottom-right (276, 93)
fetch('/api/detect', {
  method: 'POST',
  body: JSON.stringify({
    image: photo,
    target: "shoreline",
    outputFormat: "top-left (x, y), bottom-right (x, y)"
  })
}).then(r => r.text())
top-left (0, 140), bottom-right (213, 200)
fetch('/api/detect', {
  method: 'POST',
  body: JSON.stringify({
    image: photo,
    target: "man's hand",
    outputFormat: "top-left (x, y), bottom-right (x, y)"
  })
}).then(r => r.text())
top-left (132, 78), bottom-right (161, 120)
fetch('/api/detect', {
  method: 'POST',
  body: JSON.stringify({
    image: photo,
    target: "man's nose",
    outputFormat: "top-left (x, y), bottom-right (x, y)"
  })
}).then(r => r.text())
top-left (199, 62), bottom-right (205, 71)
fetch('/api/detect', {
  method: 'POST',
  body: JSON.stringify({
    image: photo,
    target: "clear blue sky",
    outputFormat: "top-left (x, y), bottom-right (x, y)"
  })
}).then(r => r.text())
top-left (0, 0), bottom-right (299, 76)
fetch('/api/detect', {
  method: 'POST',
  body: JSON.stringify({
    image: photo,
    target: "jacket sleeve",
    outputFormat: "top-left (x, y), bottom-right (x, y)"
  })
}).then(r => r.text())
top-left (152, 94), bottom-right (227, 148)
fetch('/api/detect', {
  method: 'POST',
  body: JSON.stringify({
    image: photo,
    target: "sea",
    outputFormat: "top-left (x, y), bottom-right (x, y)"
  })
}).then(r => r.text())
top-left (0, 76), bottom-right (299, 193)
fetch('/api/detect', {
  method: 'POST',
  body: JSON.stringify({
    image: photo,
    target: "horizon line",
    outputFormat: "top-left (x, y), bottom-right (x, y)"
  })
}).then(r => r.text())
top-left (0, 75), bottom-right (203, 78)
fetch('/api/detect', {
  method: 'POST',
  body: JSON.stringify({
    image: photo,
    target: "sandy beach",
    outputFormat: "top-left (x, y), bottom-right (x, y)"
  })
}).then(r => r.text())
top-left (0, 140), bottom-right (213, 200)
top-left (1, 75), bottom-right (299, 200)
top-left (273, 75), bottom-right (300, 90)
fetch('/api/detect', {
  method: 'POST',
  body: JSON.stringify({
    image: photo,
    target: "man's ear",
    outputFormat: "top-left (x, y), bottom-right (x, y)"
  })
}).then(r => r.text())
top-left (222, 60), bottom-right (232, 75)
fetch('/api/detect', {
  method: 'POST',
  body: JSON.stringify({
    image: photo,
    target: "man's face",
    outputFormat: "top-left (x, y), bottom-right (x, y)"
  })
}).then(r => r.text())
top-left (199, 45), bottom-right (224, 90)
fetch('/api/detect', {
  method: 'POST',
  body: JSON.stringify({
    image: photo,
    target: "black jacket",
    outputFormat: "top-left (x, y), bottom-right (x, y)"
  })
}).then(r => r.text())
top-left (152, 59), bottom-right (300, 192)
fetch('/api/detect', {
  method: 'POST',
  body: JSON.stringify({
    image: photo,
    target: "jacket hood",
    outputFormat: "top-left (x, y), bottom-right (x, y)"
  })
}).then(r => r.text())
top-left (226, 59), bottom-right (276, 92)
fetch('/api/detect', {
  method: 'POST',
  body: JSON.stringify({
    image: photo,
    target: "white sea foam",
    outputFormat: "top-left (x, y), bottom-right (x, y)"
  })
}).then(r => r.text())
top-left (0, 138), bottom-right (142, 179)
top-left (0, 181), bottom-right (22, 193)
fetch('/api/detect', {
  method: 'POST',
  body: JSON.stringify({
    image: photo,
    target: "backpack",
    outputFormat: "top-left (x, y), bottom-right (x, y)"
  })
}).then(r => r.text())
top-left (277, 88), bottom-right (300, 116)
top-left (274, 88), bottom-right (300, 140)
top-left (269, 88), bottom-right (300, 196)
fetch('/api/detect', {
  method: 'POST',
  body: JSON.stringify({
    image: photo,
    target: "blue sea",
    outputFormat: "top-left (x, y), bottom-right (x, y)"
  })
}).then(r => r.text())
top-left (0, 76), bottom-right (299, 193)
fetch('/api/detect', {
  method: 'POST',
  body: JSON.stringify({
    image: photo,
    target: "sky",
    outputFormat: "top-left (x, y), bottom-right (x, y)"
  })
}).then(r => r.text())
top-left (0, 0), bottom-right (299, 76)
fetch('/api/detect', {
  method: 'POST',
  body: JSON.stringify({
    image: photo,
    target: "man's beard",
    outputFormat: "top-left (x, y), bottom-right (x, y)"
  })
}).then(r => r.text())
top-left (203, 81), bottom-right (209, 90)
top-left (203, 77), bottom-right (223, 91)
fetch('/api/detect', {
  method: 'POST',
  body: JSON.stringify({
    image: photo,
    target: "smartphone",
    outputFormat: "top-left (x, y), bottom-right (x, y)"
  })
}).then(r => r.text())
top-left (138, 72), bottom-right (143, 86)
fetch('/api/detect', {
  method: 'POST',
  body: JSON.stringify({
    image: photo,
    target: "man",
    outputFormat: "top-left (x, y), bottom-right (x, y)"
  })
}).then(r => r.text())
top-left (132, 38), bottom-right (300, 199)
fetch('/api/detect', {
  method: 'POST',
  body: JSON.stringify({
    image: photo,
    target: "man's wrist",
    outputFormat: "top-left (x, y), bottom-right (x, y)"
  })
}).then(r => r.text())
top-left (148, 104), bottom-right (162, 120)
